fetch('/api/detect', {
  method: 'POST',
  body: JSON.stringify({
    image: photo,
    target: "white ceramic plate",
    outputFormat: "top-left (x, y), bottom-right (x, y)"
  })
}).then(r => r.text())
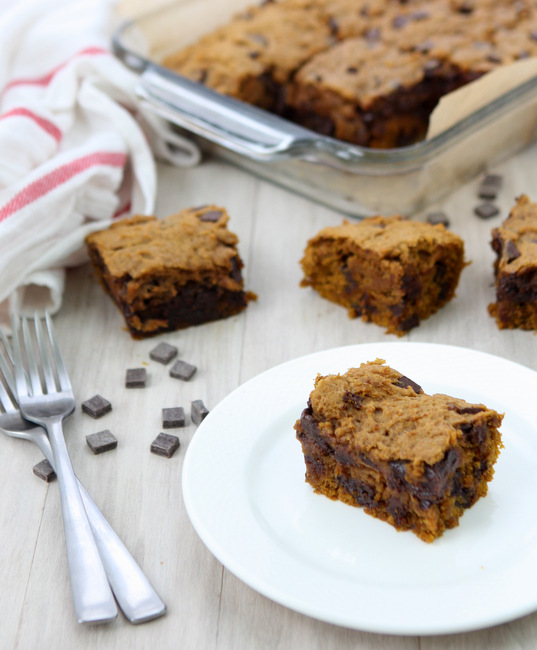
top-left (182, 342), bottom-right (537, 635)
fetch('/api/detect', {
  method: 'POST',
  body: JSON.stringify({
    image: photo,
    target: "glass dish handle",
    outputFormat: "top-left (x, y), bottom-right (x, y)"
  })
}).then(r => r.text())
top-left (135, 67), bottom-right (357, 163)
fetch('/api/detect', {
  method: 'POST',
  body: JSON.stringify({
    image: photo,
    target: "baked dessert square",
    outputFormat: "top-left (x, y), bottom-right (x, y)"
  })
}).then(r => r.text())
top-left (285, 33), bottom-right (490, 148)
top-left (162, 1), bottom-right (333, 112)
top-left (299, 215), bottom-right (466, 336)
top-left (489, 194), bottom-right (537, 330)
top-left (294, 360), bottom-right (503, 542)
top-left (162, 0), bottom-right (537, 148)
top-left (85, 206), bottom-right (256, 338)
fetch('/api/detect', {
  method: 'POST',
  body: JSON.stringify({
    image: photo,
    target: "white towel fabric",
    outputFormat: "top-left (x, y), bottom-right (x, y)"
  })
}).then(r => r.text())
top-left (0, 0), bottom-right (200, 330)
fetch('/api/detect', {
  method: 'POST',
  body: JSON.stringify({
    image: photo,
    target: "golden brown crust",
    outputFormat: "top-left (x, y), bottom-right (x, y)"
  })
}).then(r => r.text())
top-left (294, 360), bottom-right (503, 542)
top-left (300, 215), bottom-right (467, 335)
top-left (489, 194), bottom-right (537, 330)
top-left (163, 0), bottom-right (537, 147)
top-left (85, 206), bottom-right (256, 338)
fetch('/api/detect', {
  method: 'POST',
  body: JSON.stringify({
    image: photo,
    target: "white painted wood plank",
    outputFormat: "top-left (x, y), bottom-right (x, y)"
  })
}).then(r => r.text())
top-left (3, 144), bottom-right (537, 650)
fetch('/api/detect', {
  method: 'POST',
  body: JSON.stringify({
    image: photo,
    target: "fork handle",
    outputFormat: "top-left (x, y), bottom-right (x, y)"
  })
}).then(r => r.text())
top-left (78, 481), bottom-right (167, 623)
top-left (47, 418), bottom-right (118, 624)
top-left (34, 433), bottom-right (166, 623)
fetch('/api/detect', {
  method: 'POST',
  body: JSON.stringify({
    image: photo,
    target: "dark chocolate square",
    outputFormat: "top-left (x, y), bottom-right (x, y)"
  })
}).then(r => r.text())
top-left (162, 407), bottom-right (186, 428)
top-left (169, 359), bottom-right (197, 381)
top-left (150, 433), bottom-right (180, 458)
top-left (199, 209), bottom-right (224, 222)
top-left (482, 173), bottom-right (503, 188)
top-left (478, 184), bottom-right (498, 200)
top-left (191, 399), bottom-right (209, 425)
top-left (33, 459), bottom-right (56, 482)
top-left (82, 394), bottom-right (112, 419)
top-left (126, 367), bottom-right (147, 388)
top-left (426, 211), bottom-right (450, 227)
top-left (474, 203), bottom-right (500, 219)
top-left (86, 430), bottom-right (118, 455)
top-left (149, 342), bottom-right (178, 365)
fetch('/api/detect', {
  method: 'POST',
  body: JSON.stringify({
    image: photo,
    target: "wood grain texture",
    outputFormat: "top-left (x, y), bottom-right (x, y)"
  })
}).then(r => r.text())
top-left (2, 87), bottom-right (537, 650)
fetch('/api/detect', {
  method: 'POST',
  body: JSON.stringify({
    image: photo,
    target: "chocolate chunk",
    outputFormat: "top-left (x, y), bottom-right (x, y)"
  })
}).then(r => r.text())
top-left (478, 174), bottom-right (503, 199)
top-left (414, 39), bottom-right (433, 53)
top-left (82, 394), bottom-right (112, 419)
top-left (505, 240), bottom-right (521, 263)
top-left (169, 359), bottom-right (197, 381)
top-left (423, 58), bottom-right (440, 75)
top-left (426, 211), bottom-right (450, 227)
top-left (247, 33), bottom-right (268, 47)
top-left (150, 433), bottom-right (180, 458)
top-left (191, 399), bottom-right (209, 425)
top-left (478, 184), bottom-right (498, 200)
top-left (399, 314), bottom-right (420, 332)
top-left (343, 391), bottom-right (364, 410)
top-left (456, 406), bottom-right (485, 415)
top-left (392, 14), bottom-right (409, 28)
top-left (487, 53), bottom-right (502, 64)
top-left (364, 27), bottom-right (380, 42)
top-left (411, 10), bottom-right (429, 20)
top-left (394, 375), bottom-right (422, 394)
top-left (474, 203), bottom-right (499, 219)
top-left (149, 342), bottom-right (178, 365)
top-left (33, 459), bottom-right (56, 482)
top-left (401, 274), bottom-right (421, 300)
top-left (458, 0), bottom-right (475, 14)
top-left (482, 174), bottom-right (503, 187)
top-left (86, 430), bottom-right (118, 455)
top-left (162, 407), bottom-right (186, 428)
top-left (126, 367), bottom-right (147, 388)
top-left (328, 16), bottom-right (339, 36)
top-left (199, 209), bottom-right (224, 222)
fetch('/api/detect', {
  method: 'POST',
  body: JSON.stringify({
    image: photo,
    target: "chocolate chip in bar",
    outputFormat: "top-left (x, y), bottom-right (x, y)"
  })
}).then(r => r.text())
top-left (191, 399), bottom-right (209, 425)
top-left (169, 359), bottom-right (197, 381)
top-left (162, 406), bottom-right (186, 428)
top-left (82, 394), bottom-right (112, 419)
top-left (199, 209), bottom-right (223, 222)
top-left (33, 459), bottom-right (56, 482)
top-left (394, 375), bottom-right (423, 394)
top-left (126, 367), bottom-right (147, 388)
top-left (426, 211), bottom-right (450, 227)
top-left (150, 432), bottom-right (180, 458)
top-left (149, 342), bottom-right (178, 365)
top-left (474, 203), bottom-right (499, 219)
top-left (86, 429), bottom-right (118, 455)
top-left (505, 240), bottom-right (521, 263)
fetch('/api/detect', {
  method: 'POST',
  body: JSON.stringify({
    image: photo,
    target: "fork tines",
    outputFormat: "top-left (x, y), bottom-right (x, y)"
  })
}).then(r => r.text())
top-left (12, 313), bottom-right (73, 398)
top-left (0, 330), bottom-right (17, 412)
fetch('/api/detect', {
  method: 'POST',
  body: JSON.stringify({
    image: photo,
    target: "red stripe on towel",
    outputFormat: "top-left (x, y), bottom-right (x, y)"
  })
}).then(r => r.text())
top-left (3, 46), bottom-right (108, 93)
top-left (0, 151), bottom-right (127, 223)
top-left (113, 200), bottom-right (132, 219)
top-left (0, 107), bottom-right (62, 142)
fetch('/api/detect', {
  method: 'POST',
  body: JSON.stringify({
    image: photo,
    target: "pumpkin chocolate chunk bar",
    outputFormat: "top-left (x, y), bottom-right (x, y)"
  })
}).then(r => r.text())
top-left (300, 215), bottom-right (466, 336)
top-left (489, 194), bottom-right (537, 331)
top-left (85, 206), bottom-right (256, 338)
top-left (294, 360), bottom-right (503, 542)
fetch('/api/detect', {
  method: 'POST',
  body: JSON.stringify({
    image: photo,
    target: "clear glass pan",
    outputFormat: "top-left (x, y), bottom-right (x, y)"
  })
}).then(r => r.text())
top-left (113, 0), bottom-right (537, 216)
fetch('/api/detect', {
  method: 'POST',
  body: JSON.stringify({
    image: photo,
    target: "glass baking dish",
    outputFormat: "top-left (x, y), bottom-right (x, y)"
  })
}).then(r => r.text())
top-left (113, 0), bottom-right (537, 217)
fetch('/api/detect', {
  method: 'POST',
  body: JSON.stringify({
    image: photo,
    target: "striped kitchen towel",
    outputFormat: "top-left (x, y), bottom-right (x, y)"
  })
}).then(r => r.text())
top-left (0, 0), bottom-right (199, 330)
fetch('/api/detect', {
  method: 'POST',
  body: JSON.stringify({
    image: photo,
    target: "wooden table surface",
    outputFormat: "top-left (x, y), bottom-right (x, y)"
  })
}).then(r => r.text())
top-left (3, 2), bottom-right (537, 646)
top-left (1, 140), bottom-right (536, 649)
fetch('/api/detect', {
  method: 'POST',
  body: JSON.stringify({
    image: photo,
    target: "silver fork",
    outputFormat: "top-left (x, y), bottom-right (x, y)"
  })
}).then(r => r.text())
top-left (0, 331), bottom-right (166, 624)
top-left (11, 313), bottom-right (117, 624)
